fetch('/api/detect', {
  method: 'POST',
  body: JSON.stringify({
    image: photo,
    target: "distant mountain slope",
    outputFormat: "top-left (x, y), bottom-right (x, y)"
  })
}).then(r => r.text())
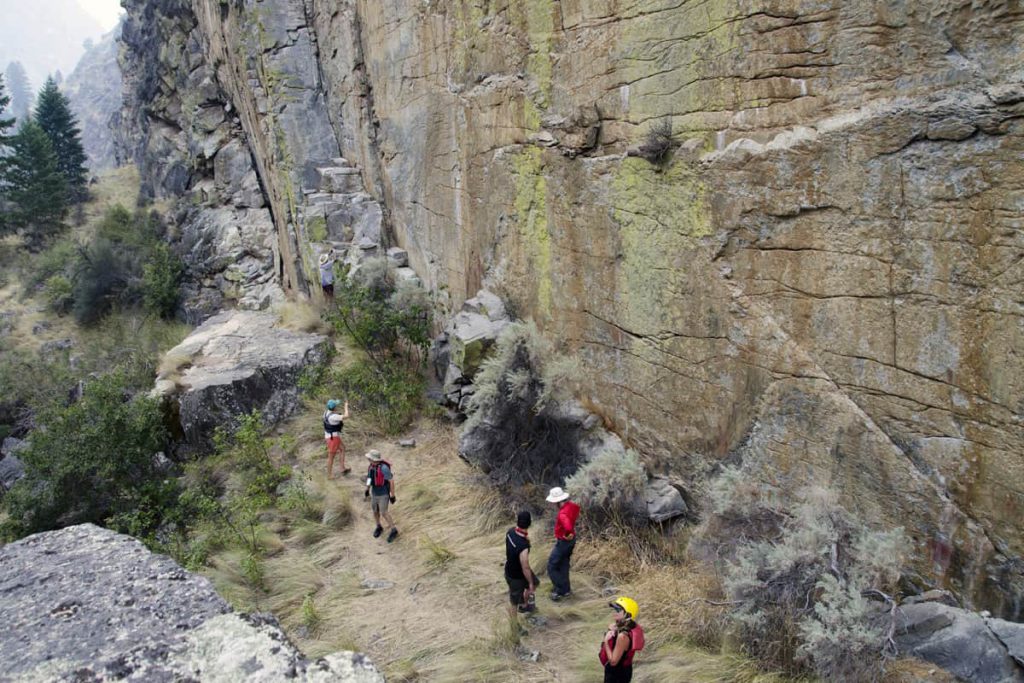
top-left (0, 0), bottom-right (104, 92)
top-left (64, 24), bottom-right (121, 171)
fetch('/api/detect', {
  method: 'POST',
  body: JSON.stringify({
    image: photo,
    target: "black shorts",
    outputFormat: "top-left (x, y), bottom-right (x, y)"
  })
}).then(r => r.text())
top-left (506, 577), bottom-right (528, 605)
top-left (322, 283), bottom-right (334, 296)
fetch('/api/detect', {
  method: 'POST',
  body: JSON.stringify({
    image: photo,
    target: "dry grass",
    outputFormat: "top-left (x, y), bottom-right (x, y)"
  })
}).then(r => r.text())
top-left (321, 488), bottom-right (354, 530)
top-left (276, 299), bottom-right (330, 334)
top-left (196, 410), bottom-right (807, 683)
top-left (883, 658), bottom-right (958, 682)
top-left (420, 535), bottom-right (457, 571)
top-left (156, 350), bottom-right (194, 384)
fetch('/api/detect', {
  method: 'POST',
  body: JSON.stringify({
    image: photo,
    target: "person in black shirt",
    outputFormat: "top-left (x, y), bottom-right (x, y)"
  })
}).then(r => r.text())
top-left (505, 510), bottom-right (539, 619)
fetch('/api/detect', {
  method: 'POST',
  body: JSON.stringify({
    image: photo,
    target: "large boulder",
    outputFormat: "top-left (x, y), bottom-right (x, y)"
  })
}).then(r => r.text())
top-left (894, 602), bottom-right (1024, 682)
top-left (0, 524), bottom-right (382, 681)
top-left (154, 310), bottom-right (331, 451)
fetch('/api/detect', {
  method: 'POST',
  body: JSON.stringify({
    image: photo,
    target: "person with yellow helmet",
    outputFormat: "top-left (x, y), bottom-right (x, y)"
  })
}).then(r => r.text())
top-left (599, 596), bottom-right (645, 682)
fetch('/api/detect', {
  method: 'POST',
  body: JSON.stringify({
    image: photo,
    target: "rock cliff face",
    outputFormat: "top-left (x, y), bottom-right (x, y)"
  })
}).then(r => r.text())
top-left (117, 0), bottom-right (1024, 617)
top-left (0, 524), bottom-right (383, 681)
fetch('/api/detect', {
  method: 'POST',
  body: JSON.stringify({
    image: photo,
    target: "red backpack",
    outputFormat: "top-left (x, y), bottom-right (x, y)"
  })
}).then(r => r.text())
top-left (369, 461), bottom-right (392, 487)
top-left (599, 624), bottom-right (645, 667)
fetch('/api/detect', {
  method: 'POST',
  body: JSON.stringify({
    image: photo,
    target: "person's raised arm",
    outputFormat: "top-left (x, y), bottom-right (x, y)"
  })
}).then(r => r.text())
top-left (341, 401), bottom-right (350, 420)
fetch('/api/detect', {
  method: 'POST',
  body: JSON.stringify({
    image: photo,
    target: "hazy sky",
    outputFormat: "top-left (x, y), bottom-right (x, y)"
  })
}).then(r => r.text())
top-left (79, 0), bottom-right (123, 32)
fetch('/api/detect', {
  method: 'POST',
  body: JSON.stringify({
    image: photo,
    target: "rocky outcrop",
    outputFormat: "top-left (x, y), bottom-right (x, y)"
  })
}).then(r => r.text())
top-left (118, 0), bottom-right (1024, 615)
top-left (895, 601), bottom-right (1024, 682)
top-left (0, 524), bottom-right (383, 681)
top-left (64, 25), bottom-right (122, 172)
top-left (116, 0), bottom-right (285, 321)
top-left (154, 310), bottom-right (331, 450)
top-left (0, 436), bottom-right (27, 493)
top-left (310, 0), bottom-right (1024, 617)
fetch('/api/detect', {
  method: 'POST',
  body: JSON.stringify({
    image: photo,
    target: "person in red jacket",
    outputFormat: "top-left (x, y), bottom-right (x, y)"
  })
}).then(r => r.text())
top-left (546, 486), bottom-right (580, 600)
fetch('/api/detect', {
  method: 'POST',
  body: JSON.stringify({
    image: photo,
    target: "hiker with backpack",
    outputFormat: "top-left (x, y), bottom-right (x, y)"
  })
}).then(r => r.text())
top-left (546, 486), bottom-right (580, 601)
top-left (600, 596), bottom-right (645, 682)
top-left (364, 449), bottom-right (399, 542)
top-left (323, 399), bottom-right (350, 479)
top-left (319, 250), bottom-right (337, 301)
top-left (505, 510), bottom-right (540, 618)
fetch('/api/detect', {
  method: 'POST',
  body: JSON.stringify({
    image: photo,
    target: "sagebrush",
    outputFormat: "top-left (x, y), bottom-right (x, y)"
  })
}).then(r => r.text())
top-left (709, 474), bottom-right (905, 681)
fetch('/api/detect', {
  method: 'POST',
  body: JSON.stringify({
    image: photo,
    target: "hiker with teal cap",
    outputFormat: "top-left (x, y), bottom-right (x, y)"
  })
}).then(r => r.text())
top-left (323, 398), bottom-right (350, 479)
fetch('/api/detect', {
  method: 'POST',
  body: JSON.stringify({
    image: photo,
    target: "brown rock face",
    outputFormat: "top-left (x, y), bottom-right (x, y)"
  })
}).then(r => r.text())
top-left (118, 0), bottom-right (1024, 616)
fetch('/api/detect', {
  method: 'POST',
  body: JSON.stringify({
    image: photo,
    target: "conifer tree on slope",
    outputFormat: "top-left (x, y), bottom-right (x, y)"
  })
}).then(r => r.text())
top-left (4, 121), bottom-right (67, 246)
top-left (0, 75), bottom-right (16, 233)
top-left (35, 77), bottom-right (88, 202)
top-left (4, 61), bottom-right (32, 123)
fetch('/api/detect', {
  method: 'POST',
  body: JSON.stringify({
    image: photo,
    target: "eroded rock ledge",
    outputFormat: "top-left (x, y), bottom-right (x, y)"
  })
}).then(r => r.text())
top-left (0, 524), bottom-right (383, 682)
top-left (154, 309), bottom-right (331, 450)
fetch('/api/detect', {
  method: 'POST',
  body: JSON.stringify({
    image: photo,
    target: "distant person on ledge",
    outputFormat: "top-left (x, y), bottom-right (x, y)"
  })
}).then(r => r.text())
top-left (319, 250), bottom-right (337, 301)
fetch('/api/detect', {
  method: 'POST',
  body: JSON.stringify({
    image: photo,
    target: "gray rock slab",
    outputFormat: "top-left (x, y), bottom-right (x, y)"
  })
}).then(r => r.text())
top-left (0, 524), bottom-right (383, 682)
top-left (386, 247), bottom-right (409, 267)
top-left (895, 602), bottom-right (1024, 682)
top-left (645, 476), bottom-right (688, 523)
top-left (157, 310), bottom-right (331, 451)
top-left (0, 453), bottom-right (25, 491)
top-left (988, 617), bottom-right (1024, 668)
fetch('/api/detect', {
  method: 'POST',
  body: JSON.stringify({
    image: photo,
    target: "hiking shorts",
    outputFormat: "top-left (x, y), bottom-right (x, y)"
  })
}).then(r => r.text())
top-left (506, 577), bottom-right (528, 606)
top-left (371, 494), bottom-right (390, 514)
top-left (326, 435), bottom-right (343, 456)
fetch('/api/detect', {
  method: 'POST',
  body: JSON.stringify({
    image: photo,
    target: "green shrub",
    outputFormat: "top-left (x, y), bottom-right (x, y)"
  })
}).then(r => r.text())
top-left (301, 593), bottom-right (322, 634)
top-left (43, 274), bottom-right (74, 313)
top-left (72, 237), bottom-right (128, 324)
top-left (713, 479), bottom-right (905, 680)
top-left (24, 237), bottom-right (78, 290)
top-left (142, 242), bottom-right (183, 318)
top-left (334, 359), bottom-right (425, 434)
top-left (0, 371), bottom-right (172, 539)
top-left (327, 258), bottom-right (431, 369)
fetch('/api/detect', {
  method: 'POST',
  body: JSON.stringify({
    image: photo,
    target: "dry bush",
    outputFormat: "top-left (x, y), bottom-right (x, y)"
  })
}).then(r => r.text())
top-left (276, 300), bottom-right (329, 334)
top-left (156, 350), bottom-right (193, 382)
top-left (707, 472), bottom-right (906, 681)
top-left (628, 118), bottom-right (674, 164)
top-left (461, 320), bottom-right (584, 487)
top-left (564, 446), bottom-right (646, 524)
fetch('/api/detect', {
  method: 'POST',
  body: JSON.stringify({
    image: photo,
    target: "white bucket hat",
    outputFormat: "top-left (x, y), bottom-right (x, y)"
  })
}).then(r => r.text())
top-left (546, 486), bottom-right (570, 503)
top-left (365, 449), bottom-right (383, 462)
top-left (319, 252), bottom-right (331, 265)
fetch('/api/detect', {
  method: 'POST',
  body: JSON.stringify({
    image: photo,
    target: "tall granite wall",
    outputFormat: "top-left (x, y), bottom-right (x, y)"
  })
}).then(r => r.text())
top-left (117, 0), bottom-right (1024, 617)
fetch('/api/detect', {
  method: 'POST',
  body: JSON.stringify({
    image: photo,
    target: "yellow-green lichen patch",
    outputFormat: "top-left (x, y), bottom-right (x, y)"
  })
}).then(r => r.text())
top-left (610, 156), bottom-right (711, 330)
top-left (306, 216), bottom-right (327, 243)
top-left (508, 0), bottom-right (557, 129)
top-left (614, 0), bottom-right (740, 127)
top-left (511, 147), bottom-right (553, 318)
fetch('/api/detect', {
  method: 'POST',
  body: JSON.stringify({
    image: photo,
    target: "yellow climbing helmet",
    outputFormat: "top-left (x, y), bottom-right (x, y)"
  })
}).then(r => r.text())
top-left (610, 596), bottom-right (639, 620)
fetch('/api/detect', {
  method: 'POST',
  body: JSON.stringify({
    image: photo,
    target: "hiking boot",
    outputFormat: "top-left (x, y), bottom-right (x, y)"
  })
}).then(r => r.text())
top-left (372, 525), bottom-right (383, 538)
top-left (518, 603), bottom-right (536, 614)
top-left (549, 591), bottom-right (572, 602)
top-left (386, 528), bottom-right (399, 543)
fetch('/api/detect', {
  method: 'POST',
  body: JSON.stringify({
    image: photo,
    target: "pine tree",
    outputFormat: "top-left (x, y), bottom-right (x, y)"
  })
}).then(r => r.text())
top-left (4, 62), bottom-right (32, 123)
top-left (34, 77), bottom-right (88, 203)
top-left (0, 75), bottom-right (13, 143)
top-left (0, 75), bottom-right (16, 233)
top-left (4, 121), bottom-right (67, 247)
